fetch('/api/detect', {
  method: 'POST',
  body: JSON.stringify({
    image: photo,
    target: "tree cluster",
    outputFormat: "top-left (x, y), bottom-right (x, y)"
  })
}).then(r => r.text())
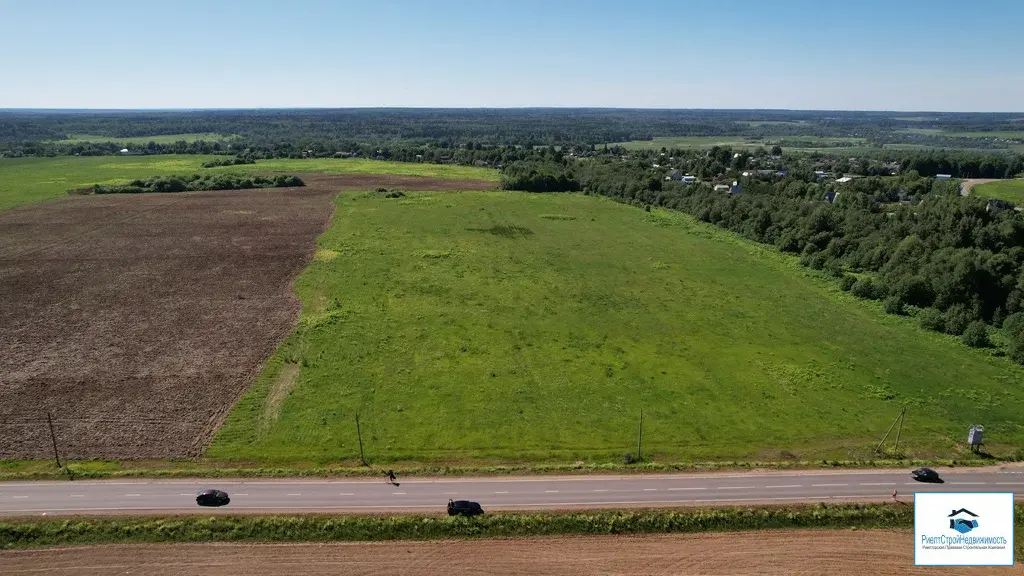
top-left (72, 174), bottom-right (304, 195)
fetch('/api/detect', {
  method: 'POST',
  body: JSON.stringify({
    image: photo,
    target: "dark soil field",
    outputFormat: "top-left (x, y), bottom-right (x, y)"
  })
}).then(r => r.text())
top-left (0, 184), bottom-right (340, 459)
top-left (2, 532), bottom-right (1014, 575)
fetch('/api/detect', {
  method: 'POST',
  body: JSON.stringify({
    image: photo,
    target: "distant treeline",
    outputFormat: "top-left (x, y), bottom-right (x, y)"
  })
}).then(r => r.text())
top-left (502, 157), bottom-right (1024, 363)
top-left (3, 108), bottom-right (1024, 148)
top-left (71, 174), bottom-right (304, 195)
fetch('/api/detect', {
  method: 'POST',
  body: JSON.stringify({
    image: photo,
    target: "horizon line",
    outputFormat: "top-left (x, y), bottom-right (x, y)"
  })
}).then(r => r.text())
top-left (1, 106), bottom-right (1023, 115)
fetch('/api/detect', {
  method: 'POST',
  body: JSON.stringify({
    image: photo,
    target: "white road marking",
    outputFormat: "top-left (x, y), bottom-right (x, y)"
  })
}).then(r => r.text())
top-left (340, 493), bottom-right (354, 496)
top-left (444, 492), bottom-right (457, 495)
top-left (668, 487), bottom-right (706, 491)
top-left (643, 489), bottom-right (657, 492)
top-left (69, 495), bottom-right (84, 498)
top-left (951, 482), bottom-right (985, 485)
top-left (393, 492), bottom-right (406, 495)
top-left (495, 491), bottom-right (509, 494)
top-left (125, 494), bottom-right (141, 497)
top-left (861, 482), bottom-right (896, 486)
top-left (765, 485), bottom-right (802, 489)
top-left (180, 493), bottom-right (194, 496)
top-left (718, 486), bottom-right (755, 490)
top-left (593, 489), bottom-right (609, 492)
top-left (234, 493), bottom-right (248, 496)
top-left (12, 496), bottom-right (27, 499)
top-left (545, 490), bottom-right (559, 493)
top-left (286, 493), bottom-right (302, 496)
top-left (811, 484), bottom-right (848, 487)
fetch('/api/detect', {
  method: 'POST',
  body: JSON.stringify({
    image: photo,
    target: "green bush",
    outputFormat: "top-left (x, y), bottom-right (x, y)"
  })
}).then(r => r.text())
top-left (1010, 331), bottom-right (1024, 365)
top-left (851, 277), bottom-right (881, 300)
top-left (918, 308), bottom-right (944, 332)
top-left (961, 321), bottom-right (990, 348)
top-left (839, 275), bottom-right (856, 292)
top-left (883, 296), bottom-right (905, 315)
top-left (1005, 312), bottom-right (1024, 338)
top-left (943, 304), bottom-right (975, 336)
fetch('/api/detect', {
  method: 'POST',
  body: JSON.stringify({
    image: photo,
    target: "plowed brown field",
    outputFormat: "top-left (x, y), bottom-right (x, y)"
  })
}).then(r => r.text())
top-left (1, 531), bottom-right (1017, 575)
top-left (0, 184), bottom-right (338, 459)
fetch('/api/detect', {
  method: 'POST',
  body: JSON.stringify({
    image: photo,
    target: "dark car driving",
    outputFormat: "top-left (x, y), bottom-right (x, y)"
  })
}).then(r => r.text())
top-left (196, 489), bottom-right (230, 507)
top-left (911, 467), bottom-right (940, 482)
top-left (447, 499), bottom-right (484, 517)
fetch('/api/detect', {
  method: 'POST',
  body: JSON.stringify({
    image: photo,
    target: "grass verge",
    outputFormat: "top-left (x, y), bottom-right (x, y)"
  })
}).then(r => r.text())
top-left (4, 502), bottom-right (1000, 548)
top-left (0, 456), bottom-right (1014, 481)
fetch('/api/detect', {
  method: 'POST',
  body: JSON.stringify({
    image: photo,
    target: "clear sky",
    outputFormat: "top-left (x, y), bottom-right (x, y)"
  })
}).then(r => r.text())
top-left (1, 0), bottom-right (1022, 111)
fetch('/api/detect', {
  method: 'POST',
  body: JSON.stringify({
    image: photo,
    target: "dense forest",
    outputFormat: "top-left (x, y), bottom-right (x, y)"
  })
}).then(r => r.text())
top-left (2, 108), bottom-right (1023, 149)
top-left (501, 155), bottom-right (1024, 364)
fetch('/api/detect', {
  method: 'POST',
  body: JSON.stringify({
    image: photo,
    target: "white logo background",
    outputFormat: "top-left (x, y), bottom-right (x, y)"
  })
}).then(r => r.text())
top-left (915, 492), bottom-right (1014, 566)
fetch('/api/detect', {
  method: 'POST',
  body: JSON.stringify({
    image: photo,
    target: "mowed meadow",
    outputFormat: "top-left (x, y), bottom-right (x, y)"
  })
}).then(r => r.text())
top-left (209, 191), bottom-right (1024, 465)
top-left (0, 156), bottom-right (498, 211)
top-left (974, 179), bottom-right (1024, 205)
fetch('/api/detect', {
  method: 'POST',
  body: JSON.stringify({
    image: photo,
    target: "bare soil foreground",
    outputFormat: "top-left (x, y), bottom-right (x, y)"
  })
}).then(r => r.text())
top-left (1, 531), bottom-right (1016, 575)
top-left (0, 184), bottom-right (340, 459)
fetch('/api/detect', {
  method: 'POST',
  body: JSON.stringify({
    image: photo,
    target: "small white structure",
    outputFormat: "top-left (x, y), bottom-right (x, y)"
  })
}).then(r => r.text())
top-left (968, 424), bottom-right (984, 452)
top-left (730, 181), bottom-right (742, 195)
top-left (681, 175), bottom-right (697, 184)
top-left (835, 176), bottom-right (853, 184)
top-left (119, 148), bottom-right (129, 154)
top-left (814, 170), bottom-right (828, 179)
top-left (936, 174), bottom-right (952, 180)
top-left (714, 184), bottom-right (730, 192)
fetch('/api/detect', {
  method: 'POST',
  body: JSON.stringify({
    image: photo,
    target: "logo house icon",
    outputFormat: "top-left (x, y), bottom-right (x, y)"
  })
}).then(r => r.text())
top-left (948, 509), bottom-right (980, 534)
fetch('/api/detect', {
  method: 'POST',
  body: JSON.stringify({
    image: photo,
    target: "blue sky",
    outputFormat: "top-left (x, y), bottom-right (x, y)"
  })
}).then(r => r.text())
top-left (1, 0), bottom-right (1022, 110)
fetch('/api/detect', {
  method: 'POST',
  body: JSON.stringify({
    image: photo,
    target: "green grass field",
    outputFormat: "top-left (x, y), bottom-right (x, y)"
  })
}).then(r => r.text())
top-left (973, 179), bottom-right (1024, 204)
top-left (56, 133), bottom-right (236, 145)
top-left (896, 128), bottom-right (1024, 140)
top-left (0, 156), bottom-right (498, 211)
top-left (228, 158), bottom-right (499, 181)
top-left (613, 136), bottom-right (868, 151)
top-left (209, 191), bottom-right (1024, 465)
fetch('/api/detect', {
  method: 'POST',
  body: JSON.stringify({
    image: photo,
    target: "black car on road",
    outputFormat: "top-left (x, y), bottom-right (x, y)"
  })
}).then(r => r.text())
top-left (911, 467), bottom-right (941, 483)
top-left (447, 499), bottom-right (483, 517)
top-left (197, 489), bottom-right (230, 507)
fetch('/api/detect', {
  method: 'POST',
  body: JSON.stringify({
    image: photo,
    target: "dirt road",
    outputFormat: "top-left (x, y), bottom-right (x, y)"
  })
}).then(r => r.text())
top-left (1, 531), bottom-right (1016, 575)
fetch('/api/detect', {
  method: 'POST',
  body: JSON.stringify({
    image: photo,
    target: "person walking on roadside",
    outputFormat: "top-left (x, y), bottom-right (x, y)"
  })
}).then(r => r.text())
top-left (892, 489), bottom-right (898, 501)
top-left (386, 469), bottom-right (397, 485)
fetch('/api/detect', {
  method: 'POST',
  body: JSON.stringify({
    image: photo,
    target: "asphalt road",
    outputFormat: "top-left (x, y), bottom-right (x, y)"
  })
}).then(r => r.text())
top-left (1, 469), bottom-right (1021, 515)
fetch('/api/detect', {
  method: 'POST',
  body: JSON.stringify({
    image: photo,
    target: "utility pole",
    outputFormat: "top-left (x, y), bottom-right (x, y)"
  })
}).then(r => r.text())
top-left (636, 409), bottom-right (643, 462)
top-left (893, 408), bottom-right (906, 453)
top-left (355, 414), bottom-right (367, 466)
top-left (874, 409), bottom-right (903, 454)
top-left (46, 412), bottom-right (62, 469)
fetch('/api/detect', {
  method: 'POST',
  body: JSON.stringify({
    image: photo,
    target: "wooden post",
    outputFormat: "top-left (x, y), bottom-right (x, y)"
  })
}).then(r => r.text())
top-left (46, 412), bottom-right (62, 469)
top-left (636, 410), bottom-right (643, 462)
top-left (874, 409), bottom-right (903, 454)
top-left (893, 408), bottom-right (906, 453)
top-left (355, 414), bottom-right (367, 466)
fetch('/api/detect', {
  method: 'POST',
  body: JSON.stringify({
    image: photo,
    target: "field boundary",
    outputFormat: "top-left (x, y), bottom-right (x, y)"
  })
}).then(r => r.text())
top-left (0, 457), bottom-right (1016, 481)
top-left (3, 502), bottom-right (996, 548)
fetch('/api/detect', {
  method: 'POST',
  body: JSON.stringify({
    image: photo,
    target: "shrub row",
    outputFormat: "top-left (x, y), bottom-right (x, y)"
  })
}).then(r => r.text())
top-left (0, 503), bottom-right (956, 548)
top-left (70, 173), bottom-right (303, 195)
top-left (201, 155), bottom-right (256, 168)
